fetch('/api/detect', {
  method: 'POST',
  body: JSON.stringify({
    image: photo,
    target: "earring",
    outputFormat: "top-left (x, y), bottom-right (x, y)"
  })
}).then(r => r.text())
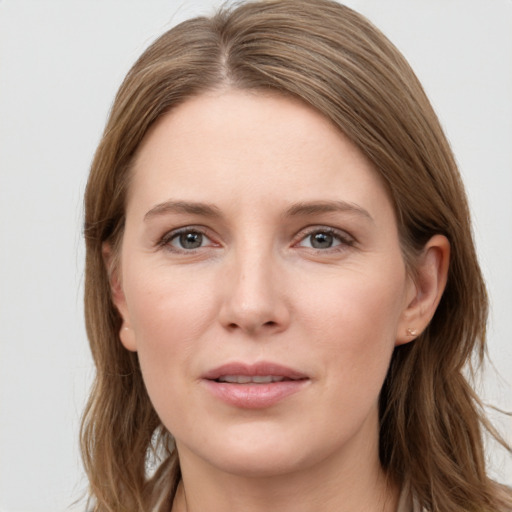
top-left (406, 328), bottom-right (418, 336)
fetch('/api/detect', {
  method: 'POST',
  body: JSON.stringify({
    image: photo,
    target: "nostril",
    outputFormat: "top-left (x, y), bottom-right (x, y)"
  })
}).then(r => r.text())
top-left (225, 320), bottom-right (278, 332)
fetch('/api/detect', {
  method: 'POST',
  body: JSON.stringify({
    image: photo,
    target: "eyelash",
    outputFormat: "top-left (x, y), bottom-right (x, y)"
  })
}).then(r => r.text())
top-left (157, 225), bottom-right (355, 253)
top-left (293, 226), bottom-right (355, 252)
top-left (158, 226), bottom-right (215, 252)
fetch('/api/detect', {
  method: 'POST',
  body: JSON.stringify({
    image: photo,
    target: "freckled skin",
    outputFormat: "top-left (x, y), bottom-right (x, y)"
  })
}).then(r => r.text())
top-left (111, 91), bottom-right (437, 512)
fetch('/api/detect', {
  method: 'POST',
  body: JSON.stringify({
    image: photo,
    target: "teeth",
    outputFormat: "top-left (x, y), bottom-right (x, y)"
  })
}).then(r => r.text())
top-left (217, 375), bottom-right (286, 384)
top-left (252, 376), bottom-right (273, 383)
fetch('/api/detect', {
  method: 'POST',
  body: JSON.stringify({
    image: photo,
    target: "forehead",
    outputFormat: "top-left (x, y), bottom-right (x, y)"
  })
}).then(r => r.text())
top-left (128, 90), bottom-right (393, 221)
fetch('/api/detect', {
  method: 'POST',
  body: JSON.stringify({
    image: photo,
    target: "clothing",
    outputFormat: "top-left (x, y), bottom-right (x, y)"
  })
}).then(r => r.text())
top-left (396, 484), bottom-right (422, 512)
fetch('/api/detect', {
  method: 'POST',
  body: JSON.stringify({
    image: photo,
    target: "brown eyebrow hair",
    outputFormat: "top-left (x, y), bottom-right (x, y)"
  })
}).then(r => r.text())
top-left (144, 199), bottom-right (373, 223)
top-left (285, 200), bottom-right (374, 222)
top-left (144, 200), bottom-right (222, 221)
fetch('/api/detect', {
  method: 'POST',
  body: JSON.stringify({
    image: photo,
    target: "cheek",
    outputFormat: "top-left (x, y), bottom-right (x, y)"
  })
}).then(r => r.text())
top-left (298, 261), bottom-right (407, 393)
top-left (125, 259), bottom-right (215, 329)
top-left (122, 265), bottom-right (219, 375)
top-left (302, 262), bottom-right (406, 342)
top-left (122, 268), bottom-right (219, 427)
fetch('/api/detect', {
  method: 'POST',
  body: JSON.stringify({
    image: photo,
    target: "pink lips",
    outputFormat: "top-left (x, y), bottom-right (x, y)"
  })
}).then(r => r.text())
top-left (202, 362), bottom-right (309, 409)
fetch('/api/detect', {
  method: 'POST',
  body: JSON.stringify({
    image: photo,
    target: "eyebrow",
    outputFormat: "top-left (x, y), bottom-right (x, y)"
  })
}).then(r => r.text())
top-left (143, 199), bottom-right (373, 222)
top-left (285, 200), bottom-right (374, 222)
top-left (144, 200), bottom-right (222, 221)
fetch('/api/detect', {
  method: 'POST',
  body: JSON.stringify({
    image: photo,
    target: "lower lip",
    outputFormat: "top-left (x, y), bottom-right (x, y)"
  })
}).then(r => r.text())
top-left (203, 379), bottom-right (309, 409)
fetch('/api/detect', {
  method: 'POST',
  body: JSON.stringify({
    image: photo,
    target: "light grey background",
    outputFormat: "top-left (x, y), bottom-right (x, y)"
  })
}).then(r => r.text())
top-left (0, 1), bottom-right (511, 510)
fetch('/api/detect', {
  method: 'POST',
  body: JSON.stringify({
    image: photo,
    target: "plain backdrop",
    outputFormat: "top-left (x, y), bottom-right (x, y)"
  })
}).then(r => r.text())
top-left (0, 1), bottom-right (511, 510)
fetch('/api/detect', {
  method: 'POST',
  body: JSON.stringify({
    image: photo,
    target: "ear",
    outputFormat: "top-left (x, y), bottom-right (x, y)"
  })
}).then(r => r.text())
top-left (102, 242), bottom-right (138, 352)
top-left (396, 234), bottom-right (450, 346)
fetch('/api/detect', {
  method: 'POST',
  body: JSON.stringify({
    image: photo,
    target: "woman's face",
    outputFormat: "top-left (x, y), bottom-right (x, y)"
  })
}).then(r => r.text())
top-left (113, 90), bottom-right (417, 478)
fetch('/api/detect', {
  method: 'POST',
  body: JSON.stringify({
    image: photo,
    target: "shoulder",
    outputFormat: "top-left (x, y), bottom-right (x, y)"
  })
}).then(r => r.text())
top-left (396, 483), bottom-right (427, 512)
top-left (396, 484), bottom-right (420, 512)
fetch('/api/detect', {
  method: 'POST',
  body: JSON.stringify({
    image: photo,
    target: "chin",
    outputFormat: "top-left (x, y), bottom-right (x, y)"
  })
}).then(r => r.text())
top-left (205, 445), bottom-right (313, 479)
top-left (176, 420), bottom-right (351, 480)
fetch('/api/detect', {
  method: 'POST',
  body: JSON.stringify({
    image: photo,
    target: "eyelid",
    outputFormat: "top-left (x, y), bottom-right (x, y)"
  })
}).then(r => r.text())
top-left (155, 224), bottom-right (355, 253)
top-left (293, 225), bottom-right (356, 249)
top-left (157, 225), bottom-right (219, 251)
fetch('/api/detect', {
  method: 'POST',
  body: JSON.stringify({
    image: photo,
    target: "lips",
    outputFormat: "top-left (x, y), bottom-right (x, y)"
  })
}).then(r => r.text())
top-left (217, 375), bottom-right (289, 383)
top-left (203, 361), bottom-right (308, 380)
top-left (202, 362), bottom-right (309, 409)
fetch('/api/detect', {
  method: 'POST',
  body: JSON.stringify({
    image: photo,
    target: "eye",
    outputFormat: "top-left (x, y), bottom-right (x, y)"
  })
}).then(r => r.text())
top-left (160, 228), bottom-right (215, 251)
top-left (296, 228), bottom-right (353, 250)
top-left (173, 231), bottom-right (206, 250)
top-left (304, 231), bottom-right (339, 249)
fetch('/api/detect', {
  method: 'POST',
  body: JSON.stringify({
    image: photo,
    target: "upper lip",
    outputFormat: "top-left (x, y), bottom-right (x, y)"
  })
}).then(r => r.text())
top-left (202, 361), bottom-right (308, 381)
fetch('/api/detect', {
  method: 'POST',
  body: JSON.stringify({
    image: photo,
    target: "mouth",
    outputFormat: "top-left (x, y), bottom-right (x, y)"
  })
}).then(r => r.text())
top-left (216, 375), bottom-right (297, 384)
top-left (203, 361), bottom-right (308, 382)
top-left (202, 362), bottom-right (309, 409)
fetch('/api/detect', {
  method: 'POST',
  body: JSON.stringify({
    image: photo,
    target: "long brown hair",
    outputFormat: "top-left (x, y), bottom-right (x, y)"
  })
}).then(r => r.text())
top-left (81, 1), bottom-right (511, 510)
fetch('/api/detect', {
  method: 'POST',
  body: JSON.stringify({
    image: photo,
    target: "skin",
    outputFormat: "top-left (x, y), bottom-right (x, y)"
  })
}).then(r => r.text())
top-left (108, 90), bottom-right (449, 512)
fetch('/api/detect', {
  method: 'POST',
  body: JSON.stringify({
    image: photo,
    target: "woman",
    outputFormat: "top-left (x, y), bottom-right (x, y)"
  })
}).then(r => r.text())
top-left (81, 0), bottom-right (512, 510)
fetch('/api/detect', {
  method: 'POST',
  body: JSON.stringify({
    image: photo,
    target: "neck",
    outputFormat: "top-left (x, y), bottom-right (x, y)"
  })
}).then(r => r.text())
top-left (170, 415), bottom-right (399, 512)
top-left (172, 467), bottom-right (397, 512)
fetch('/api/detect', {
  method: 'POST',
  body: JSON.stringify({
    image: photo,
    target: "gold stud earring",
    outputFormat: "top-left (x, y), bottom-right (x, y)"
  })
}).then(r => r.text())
top-left (406, 328), bottom-right (418, 336)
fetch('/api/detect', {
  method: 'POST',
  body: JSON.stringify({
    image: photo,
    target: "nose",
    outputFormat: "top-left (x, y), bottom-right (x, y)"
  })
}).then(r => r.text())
top-left (218, 247), bottom-right (291, 336)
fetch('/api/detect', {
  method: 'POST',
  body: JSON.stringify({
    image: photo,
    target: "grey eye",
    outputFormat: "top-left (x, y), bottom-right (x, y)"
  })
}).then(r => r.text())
top-left (309, 232), bottom-right (334, 249)
top-left (174, 232), bottom-right (205, 249)
top-left (297, 229), bottom-right (349, 250)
